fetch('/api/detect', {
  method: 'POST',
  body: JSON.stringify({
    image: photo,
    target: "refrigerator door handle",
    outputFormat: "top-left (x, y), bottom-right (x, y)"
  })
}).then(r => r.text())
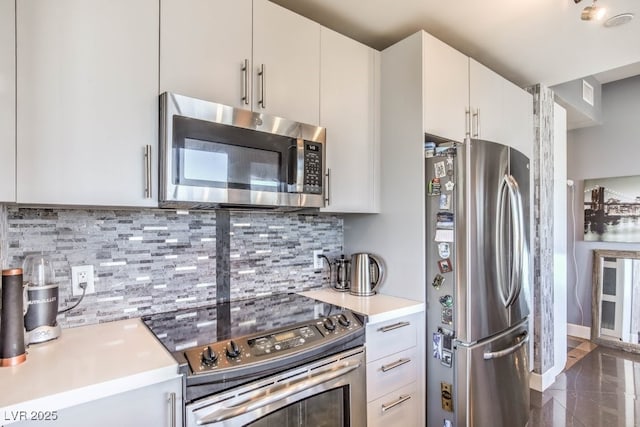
top-left (483, 332), bottom-right (529, 360)
top-left (495, 176), bottom-right (510, 307)
top-left (504, 175), bottom-right (525, 307)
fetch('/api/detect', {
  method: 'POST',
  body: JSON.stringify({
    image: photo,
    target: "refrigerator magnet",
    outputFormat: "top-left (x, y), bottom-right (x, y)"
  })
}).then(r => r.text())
top-left (439, 294), bottom-right (453, 307)
top-left (438, 242), bottom-right (450, 258)
top-left (432, 274), bottom-right (445, 289)
top-left (429, 178), bottom-right (441, 195)
top-left (438, 259), bottom-right (453, 274)
top-left (434, 161), bottom-right (447, 178)
top-left (445, 180), bottom-right (455, 191)
top-left (434, 229), bottom-right (454, 242)
top-left (439, 194), bottom-right (450, 210)
top-left (441, 307), bottom-right (453, 324)
top-left (441, 349), bottom-right (453, 368)
top-left (432, 332), bottom-right (443, 360)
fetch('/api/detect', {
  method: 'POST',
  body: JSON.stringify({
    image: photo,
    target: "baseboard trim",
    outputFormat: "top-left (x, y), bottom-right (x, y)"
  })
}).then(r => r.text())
top-left (529, 369), bottom-right (558, 392)
top-left (567, 323), bottom-right (591, 339)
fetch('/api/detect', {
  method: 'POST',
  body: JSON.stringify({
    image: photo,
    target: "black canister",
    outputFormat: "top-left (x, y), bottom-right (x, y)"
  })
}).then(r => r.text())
top-left (0, 268), bottom-right (27, 367)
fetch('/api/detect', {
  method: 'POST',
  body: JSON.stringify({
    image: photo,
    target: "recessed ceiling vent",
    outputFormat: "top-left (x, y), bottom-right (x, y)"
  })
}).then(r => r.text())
top-left (604, 13), bottom-right (634, 27)
top-left (582, 80), bottom-right (595, 106)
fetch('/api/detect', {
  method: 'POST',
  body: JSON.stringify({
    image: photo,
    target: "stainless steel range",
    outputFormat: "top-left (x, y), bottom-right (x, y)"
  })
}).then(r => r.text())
top-left (143, 293), bottom-right (365, 427)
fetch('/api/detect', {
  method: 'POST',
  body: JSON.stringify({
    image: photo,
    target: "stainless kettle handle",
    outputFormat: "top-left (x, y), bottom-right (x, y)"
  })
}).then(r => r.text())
top-left (369, 254), bottom-right (385, 292)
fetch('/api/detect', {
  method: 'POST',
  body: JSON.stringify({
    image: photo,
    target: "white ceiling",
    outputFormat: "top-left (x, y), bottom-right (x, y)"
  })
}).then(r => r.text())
top-left (270, 0), bottom-right (640, 88)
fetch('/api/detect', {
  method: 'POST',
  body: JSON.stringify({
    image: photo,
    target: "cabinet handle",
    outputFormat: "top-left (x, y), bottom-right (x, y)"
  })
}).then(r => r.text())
top-left (324, 168), bottom-right (331, 206)
top-left (472, 109), bottom-right (479, 138)
top-left (381, 394), bottom-right (412, 413)
top-left (258, 64), bottom-right (266, 108)
top-left (378, 321), bottom-right (410, 333)
top-left (241, 59), bottom-right (250, 105)
top-left (144, 145), bottom-right (152, 199)
top-left (381, 357), bottom-right (411, 372)
top-left (168, 392), bottom-right (176, 427)
top-left (465, 109), bottom-right (470, 137)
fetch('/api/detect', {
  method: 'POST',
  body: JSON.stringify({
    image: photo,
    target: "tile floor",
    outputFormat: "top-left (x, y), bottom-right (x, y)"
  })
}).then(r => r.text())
top-left (529, 337), bottom-right (640, 426)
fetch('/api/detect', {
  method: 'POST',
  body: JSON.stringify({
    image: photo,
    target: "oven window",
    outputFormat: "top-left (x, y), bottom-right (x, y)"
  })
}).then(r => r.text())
top-left (247, 386), bottom-right (348, 427)
top-left (178, 138), bottom-right (281, 192)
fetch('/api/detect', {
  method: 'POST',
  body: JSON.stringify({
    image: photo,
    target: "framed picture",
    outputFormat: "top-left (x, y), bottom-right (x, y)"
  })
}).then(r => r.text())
top-left (438, 258), bottom-right (453, 274)
top-left (584, 175), bottom-right (640, 243)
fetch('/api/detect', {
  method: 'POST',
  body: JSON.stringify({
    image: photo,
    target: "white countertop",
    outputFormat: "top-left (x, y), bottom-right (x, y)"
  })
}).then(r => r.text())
top-left (0, 318), bottom-right (179, 420)
top-left (299, 288), bottom-right (424, 323)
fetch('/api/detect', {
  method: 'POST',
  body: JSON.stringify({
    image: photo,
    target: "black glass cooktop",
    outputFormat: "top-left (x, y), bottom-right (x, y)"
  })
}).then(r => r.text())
top-left (142, 293), bottom-right (345, 355)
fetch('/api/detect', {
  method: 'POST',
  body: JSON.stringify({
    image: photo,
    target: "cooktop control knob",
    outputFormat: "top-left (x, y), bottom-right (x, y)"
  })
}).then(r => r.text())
top-left (201, 346), bottom-right (218, 366)
top-left (226, 340), bottom-right (241, 358)
top-left (337, 313), bottom-right (351, 327)
top-left (323, 317), bottom-right (336, 331)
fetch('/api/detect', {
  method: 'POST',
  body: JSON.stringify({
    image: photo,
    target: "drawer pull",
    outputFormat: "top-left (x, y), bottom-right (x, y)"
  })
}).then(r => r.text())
top-left (381, 357), bottom-right (411, 372)
top-left (381, 394), bottom-right (412, 412)
top-left (378, 321), bottom-right (410, 333)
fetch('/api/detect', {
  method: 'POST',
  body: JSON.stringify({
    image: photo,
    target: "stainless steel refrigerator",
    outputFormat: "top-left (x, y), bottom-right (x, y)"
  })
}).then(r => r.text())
top-left (425, 139), bottom-right (531, 427)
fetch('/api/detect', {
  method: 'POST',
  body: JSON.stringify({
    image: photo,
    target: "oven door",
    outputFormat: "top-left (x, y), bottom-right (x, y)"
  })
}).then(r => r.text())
top-left (185, 348), bottom-right (365, 427)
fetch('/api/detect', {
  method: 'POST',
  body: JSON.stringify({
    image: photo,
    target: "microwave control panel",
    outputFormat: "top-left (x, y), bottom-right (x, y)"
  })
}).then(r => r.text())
top-left (303, 142), bottom-right (323, 194)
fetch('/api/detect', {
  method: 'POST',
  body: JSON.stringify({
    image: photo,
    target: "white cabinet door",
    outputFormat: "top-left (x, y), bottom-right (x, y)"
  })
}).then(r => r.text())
top-left (253, 0), bottom-right (320, 125)
top-left (16, 0), bottom-right (159, 207)
top-left (160, 0), bottom-right (252, 108)
top-left (0, 0), bottom-right (15, 202)
top-left (320, 27), bottom-right (379, 213)
top-left (503, 80), bottom-right (533, 158)
top-left (423, 31), bottom-right (469, 142)
top-left (469, 58), bottom-right (504, 143)
top-left (12, 377), bottom-right (183, 427)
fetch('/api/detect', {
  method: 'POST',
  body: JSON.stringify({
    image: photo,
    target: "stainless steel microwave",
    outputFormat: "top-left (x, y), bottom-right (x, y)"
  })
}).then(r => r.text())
top-left (159, 93), bottom-right (326, 209)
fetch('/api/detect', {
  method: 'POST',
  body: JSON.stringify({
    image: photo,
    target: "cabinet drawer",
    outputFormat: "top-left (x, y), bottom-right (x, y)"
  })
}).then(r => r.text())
top-left (366, 314), bottom-right (418, 362)
top-left (366, 347), bottom-right (418, 402)
top-left (367, 381), bottom-right (419, 427)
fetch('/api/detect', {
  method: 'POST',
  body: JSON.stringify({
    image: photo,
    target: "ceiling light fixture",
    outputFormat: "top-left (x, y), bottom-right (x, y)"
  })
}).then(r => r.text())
top-left (604, 13), bottom-right (635, 27)
top-left (575, 0), bottom-right (607, 21)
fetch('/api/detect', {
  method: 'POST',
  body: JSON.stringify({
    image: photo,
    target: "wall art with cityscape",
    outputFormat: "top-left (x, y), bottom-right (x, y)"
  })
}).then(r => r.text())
top-left (584, 175), bottom-right (640, 243)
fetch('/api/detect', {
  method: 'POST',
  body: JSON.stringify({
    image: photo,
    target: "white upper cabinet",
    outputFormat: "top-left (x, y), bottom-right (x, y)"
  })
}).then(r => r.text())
top-left (16, 0), bottom-right (159, 207)
top-left (253, 0), bottom-right (320, 125)
top-left (161, 0), bottom-right (320, 125)
top-left (0, 0), bottom-right (15, 202)
top-left (160, 0), bottom-right (252, 108)
top-left (470, 59), bottom-right (533, 152)
top-left (469, 59), bottom-right (504, 143)
top-left (320, 27), bottom-right (380, 213)
top-left (423, 31), bottom-right (469, 142)
top-left (503, 80), bottom-right (534, 158)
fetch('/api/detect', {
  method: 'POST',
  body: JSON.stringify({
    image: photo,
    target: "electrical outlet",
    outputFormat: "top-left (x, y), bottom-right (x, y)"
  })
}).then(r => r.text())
top-left (71, 265), bottom-right (96, 296)
top-left (313, 250), bottom-right (324, 269)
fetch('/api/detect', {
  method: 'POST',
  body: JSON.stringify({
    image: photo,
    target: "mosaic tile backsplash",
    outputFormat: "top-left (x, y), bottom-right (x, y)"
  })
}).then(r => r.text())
top-left (0, 206), bottom-right (343, 328)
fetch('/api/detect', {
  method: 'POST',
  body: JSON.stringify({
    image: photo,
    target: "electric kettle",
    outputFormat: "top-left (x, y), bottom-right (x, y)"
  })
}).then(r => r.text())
top-left (349, 253), bottom-right (385, 296)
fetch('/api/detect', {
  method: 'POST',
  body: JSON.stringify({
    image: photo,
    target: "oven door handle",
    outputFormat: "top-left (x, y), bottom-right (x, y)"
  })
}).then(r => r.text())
top-left (196, 359), bottom-right (361, 425)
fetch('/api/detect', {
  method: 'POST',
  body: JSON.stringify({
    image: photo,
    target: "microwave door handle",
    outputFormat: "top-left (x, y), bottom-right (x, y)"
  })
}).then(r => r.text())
top-left (287, 139), bottom-right (305, 193)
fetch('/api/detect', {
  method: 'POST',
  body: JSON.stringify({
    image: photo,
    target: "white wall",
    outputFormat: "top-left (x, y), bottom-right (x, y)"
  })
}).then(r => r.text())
top-left (567, 75), bottom-right (640, 327)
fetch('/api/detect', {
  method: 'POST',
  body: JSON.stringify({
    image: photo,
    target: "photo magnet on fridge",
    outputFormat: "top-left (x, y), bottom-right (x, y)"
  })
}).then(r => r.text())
top-left (438, 258), bottom-right (453, 274)
top-left (432, 274), bottom-right (445, 289)
top-left (434, 161), bottom-right (447, 178)
top-left (439, 194), bottom-right (451, 210)
top-left (433, 332), bottom-right (443, 360)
